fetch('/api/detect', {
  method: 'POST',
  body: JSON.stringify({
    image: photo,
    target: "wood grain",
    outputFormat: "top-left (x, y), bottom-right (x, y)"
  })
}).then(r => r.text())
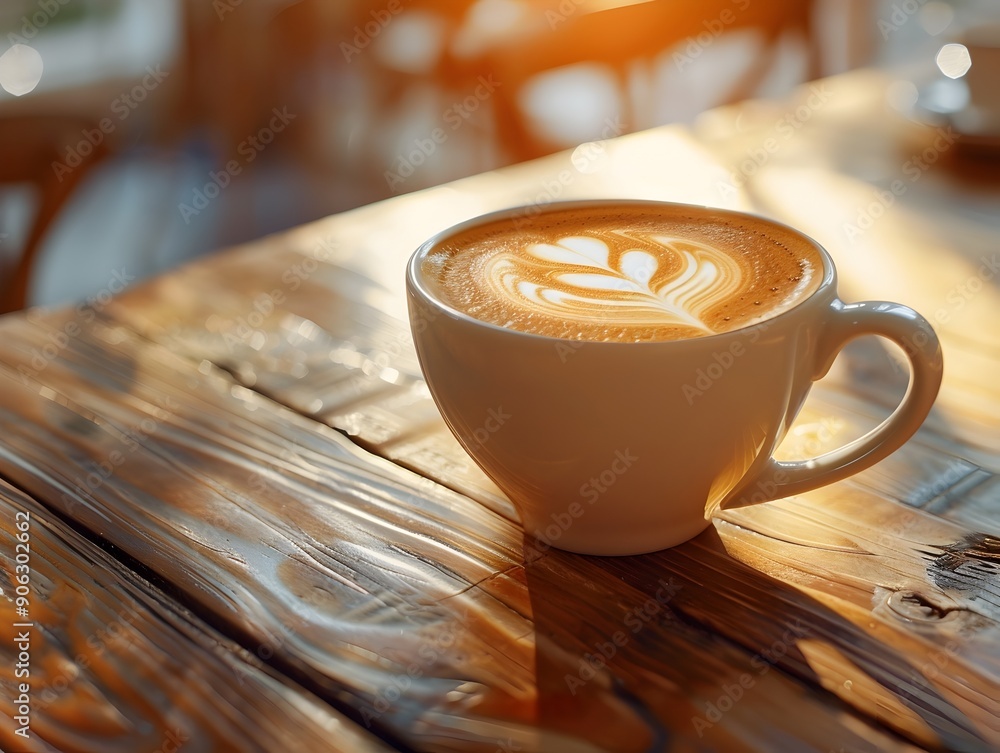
top-left (0, 480), bottom-right (393, 753)
top-left (0, 311), bottom-right (946, 752)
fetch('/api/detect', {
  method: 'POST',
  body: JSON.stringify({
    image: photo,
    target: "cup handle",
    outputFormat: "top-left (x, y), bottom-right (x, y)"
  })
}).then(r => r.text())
top-left (740, 299), bottom-right (944, 504)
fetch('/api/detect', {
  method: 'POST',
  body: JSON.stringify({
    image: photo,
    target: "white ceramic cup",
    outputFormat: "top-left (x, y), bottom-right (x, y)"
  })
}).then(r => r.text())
top-left (406, 201), bottom-right (943, 555)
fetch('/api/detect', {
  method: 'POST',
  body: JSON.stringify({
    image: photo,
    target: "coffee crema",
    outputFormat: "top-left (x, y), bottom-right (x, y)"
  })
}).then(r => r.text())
top-left (421, 205), bottom-right (824, 342)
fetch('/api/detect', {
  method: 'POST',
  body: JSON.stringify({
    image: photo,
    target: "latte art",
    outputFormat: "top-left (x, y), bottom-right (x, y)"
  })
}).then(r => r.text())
top-left (486, 234), bottom-right (743, 334)
top-left (423, 205), bottom-right (823, 342)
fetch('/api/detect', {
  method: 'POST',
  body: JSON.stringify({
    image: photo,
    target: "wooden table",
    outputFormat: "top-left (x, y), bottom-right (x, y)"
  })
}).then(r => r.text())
top-left (1, 69), bottom-right (998, 752)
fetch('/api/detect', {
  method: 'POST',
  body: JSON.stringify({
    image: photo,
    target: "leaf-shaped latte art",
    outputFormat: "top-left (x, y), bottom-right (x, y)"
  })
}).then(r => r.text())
top-left (484, 234), bottom-right (744, 333)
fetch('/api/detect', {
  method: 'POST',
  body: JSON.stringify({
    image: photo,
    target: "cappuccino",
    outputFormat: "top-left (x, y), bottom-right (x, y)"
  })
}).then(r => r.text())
top-left (408, 200), bottom-right (943, 553)
top-left (422, 205), bottom-right (823, 342)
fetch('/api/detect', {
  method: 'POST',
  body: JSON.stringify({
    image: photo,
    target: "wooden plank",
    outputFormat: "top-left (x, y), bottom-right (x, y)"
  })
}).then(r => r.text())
top-left (924, 473), bottom-right (1000, 538)
top-left (712, 491), bottom-right (1000, 749)
top-left (0, 312), bottom-right (935, 752)
top-left (0, 480), bottom-right (394, 753)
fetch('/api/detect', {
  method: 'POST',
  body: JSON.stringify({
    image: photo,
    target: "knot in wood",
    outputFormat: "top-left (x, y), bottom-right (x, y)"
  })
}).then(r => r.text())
top-left (886, 590), bottom-right (957, 623)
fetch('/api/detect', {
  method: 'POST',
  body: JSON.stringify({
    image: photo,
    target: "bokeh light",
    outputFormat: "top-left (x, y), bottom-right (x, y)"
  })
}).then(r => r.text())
top-left (0, 44), bottom-right (44, 96)
top-left (918, 2), bottom-right (954, 36)
top-left (935, 43), bottom-right (972, 79)
top-left (886, 79), bottom-right (919, 112)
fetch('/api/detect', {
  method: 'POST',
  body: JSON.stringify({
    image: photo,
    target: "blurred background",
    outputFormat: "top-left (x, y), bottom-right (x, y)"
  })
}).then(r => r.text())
top-left (0, 0), bottom-right (995, 312)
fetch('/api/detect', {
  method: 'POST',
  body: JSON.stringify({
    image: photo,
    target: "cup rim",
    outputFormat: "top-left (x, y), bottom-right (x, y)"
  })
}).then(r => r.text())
top-left (406, 199), bottom-right (837, 345)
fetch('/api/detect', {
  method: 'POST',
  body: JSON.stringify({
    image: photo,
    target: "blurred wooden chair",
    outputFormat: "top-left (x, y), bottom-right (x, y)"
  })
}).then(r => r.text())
top-left (0, 115), bottom-right (110, 314)
top-left (355, 0), bottom-right (819, 163)
top-left (173, 0), bottom-right (346, 158)
top-left (477, 0), bottom-right (820, 160)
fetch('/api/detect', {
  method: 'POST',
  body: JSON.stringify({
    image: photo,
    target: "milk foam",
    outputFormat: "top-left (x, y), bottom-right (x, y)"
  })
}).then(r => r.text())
top-left (424, 206), bottom-right (822, 342)
top-left (486, 234), bottom-right (743, 333)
